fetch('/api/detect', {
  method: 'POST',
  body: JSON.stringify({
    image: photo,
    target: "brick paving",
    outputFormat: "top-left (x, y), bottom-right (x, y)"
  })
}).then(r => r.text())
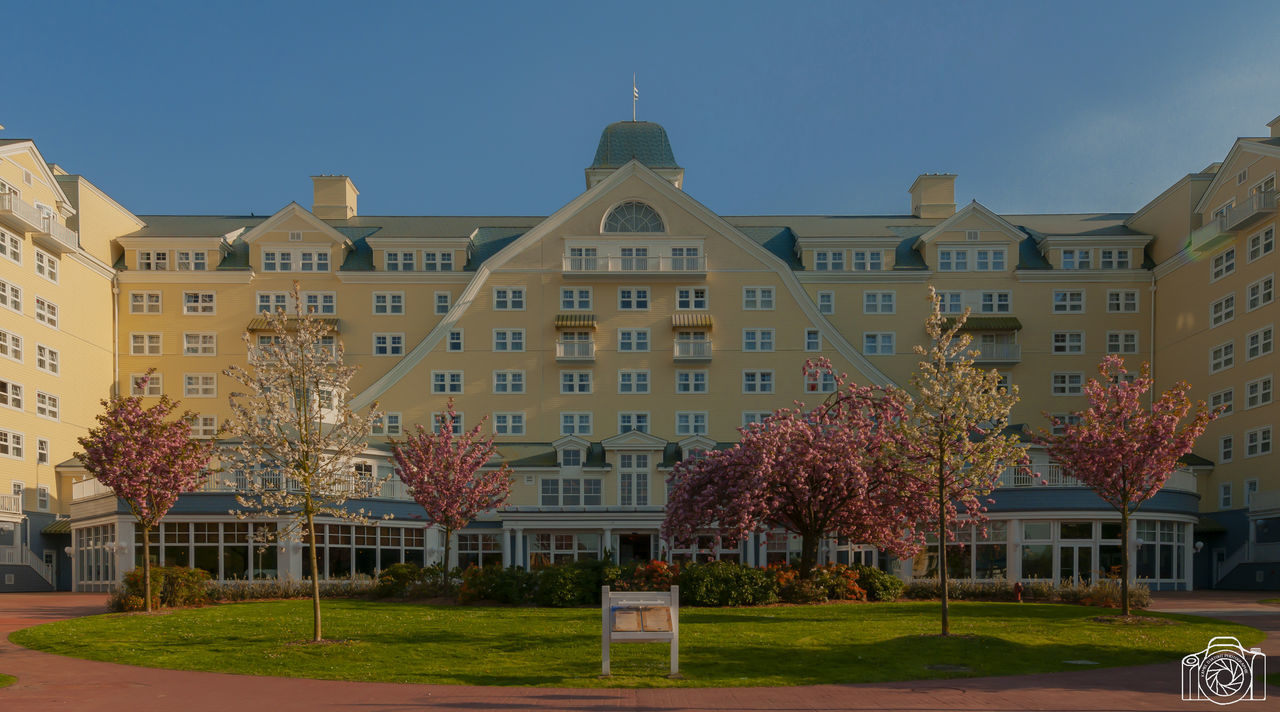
top-left (0, 591), bottom-right (1275, 711)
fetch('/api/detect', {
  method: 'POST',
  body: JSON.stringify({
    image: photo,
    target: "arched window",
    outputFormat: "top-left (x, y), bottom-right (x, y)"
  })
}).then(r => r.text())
top-left (603, 201), bottom-right (665, 233)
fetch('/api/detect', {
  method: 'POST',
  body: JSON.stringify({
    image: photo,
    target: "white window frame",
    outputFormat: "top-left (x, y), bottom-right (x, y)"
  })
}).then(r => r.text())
top-left (129, 291), bottom-right (162, 314)
top-left (560, 371), bottom-right (592, 394)
top-left (1245, 375), bottom-right (1273, 410)
top-left (804, 328), bottom-right (822, 352)
top-left (1246, 325), bottom-right (1274, 361)
top-left (1247, 275), bottom-right (1274, 312)
top-left (675, 370), bottom-right (709, 394)
top-left (617, 329), bottom-right (650, 353)
top-left (863, 291), bottom-right (895, 314)
top-left (130, 333), bottom-right (162, 356)
top-left (1210, 341), bottom-right (1235, 374)
top-left (492, 370), bottom-right (526, 394)
top-left (742, 370), bottom-right (775, 394)
top-left (617, 369), bottom-right (651, 395)
top-left (373, 333), bottom-right (405, 356)
top-left (1051, 331), bottom-right (1085, 355)
top-left (743, 287), bottom-right (776, 311)
top-left (617, 286), bottom-right (650, 311)
top-left (183, 332), bottom-right (217, 356)
top-left (34, 296), bottom-right (58, 327)
top-left (492, 328), bottom-right (526, 352)
top-left (129, 373), bottom-right (162, 397)
top-left (1052, 372), bottom-right (1084, 396)
top-left (1107, 290), bottom-right (1139, 313)
top-left (675, 411), bottom-right (709, 436)
top-left (372, 291), bottom-right (405, 315)
top-left (817, 291), bottom-right (834, 315)
top-left (34, 248), bottom-right (58, 283)
top-left (1248, 227), bottom-right (1274, 262)
top-left (182, 291), bottom-right (215, 315)
top-left (35, 391), bottom-right (59, 421)
top-left (560, 412), bottom-right (592, 436)
top-left (1106, 330), bottom-right (1139, 354)
top-left (431, 371), bottom-right (464, 394)
top-left (1053, 290), bottom-right (1085, 313)
top-left (493, 412), bottom-right (525, 436)
top-left (1219, 435), bottom-right (1233, 463)
top-left (742, 328), bottom-right (775, 352)
top-left (676, 286), bottom-right (708, 310)
top-left (34, 344), bottom-right (57, 375)
top-left (1244, 426), bottom-right (1272, 458)
top-left (560, 287), bottom-right (592, 311)
top-left (617, 412), bottom-right (650, 435)
top-left (1210, 388), bottom-right (1234, 417)
top-left (447, 329), bottom-right (463, 352)
top-left (434, 291), bottom-right (451, 315)
top-left (863, 332), bottom-right (894, 356)
top-left (1211, 247), bottom-right (1236, 282)
top-left (1210, 294), bottom-right (1235, 328)
top-left (493, 287), bottom-right (526, 311)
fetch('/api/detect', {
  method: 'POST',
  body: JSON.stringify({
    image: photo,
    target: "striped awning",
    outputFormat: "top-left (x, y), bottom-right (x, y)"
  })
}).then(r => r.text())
top-left (554, 314), bottom-right (597, 329)
top-left (246, 317), bottom-right (340, 332)
top-left (671, 313), bottom-right (713, 328)
top-left (941, 316), bottom-right (1022, 332)
top-left (42, 518), bottom-right (72, 535)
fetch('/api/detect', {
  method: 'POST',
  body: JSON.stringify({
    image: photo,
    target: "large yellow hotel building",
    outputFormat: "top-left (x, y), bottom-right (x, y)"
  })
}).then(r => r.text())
top-left (0, 116), bottom-right (1275, 592)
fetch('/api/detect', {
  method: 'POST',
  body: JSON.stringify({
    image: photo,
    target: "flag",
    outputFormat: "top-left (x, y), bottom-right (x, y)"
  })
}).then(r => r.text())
top-left (633, 83), bottom-right (639, 101)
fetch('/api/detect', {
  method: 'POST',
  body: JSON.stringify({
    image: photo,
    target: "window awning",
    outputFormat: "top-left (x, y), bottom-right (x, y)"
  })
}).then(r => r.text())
top-left (554, 314), bottom-right (597, 329)
top-left (671, 313), bottom-right (713, 328)
top-left (941, 316), bottom-right (1022, 331)
top-left (246, 317), bottom-right (340, 332)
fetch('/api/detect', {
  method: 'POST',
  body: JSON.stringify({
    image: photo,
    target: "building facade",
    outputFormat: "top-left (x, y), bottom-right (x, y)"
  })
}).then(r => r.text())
top-left (0, 116), bottom-right (1274, 593)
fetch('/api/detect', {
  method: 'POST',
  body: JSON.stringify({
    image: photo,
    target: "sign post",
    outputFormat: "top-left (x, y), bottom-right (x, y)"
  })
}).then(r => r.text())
top-left (601, 585), bottom-right (680, 678)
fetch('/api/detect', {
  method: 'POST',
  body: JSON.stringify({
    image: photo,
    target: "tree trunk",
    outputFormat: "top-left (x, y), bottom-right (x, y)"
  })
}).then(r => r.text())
top-left (799, 533), bottom-right (821, 580)
top-left (1120, 507), bottom-right (1130, 618)
top-left (306, 510), bottom-right (322, 642)
top-left (141, 522), bottom-right (153, 613)
top-left (441, 527), bottom-right (452, 589)
top-left (938, 469), bottom-right (950, 636)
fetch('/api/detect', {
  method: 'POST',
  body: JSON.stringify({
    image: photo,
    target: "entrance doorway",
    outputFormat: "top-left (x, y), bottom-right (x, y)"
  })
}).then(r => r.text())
top-left (1058, 544), bottom-right (1093, 584)
top-left (618, 534), bottom-right (652, 563)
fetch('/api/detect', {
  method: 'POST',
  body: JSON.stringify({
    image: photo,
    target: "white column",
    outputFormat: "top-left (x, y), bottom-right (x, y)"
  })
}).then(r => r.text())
top-left (1184, 522), bottom-right (1195, 591)
top-left (603, 528), bottom-right (615, 563)
top-left (1007, 518), bottom-right (1022, 581)
top-left (513, 527), bottom-right (524, 568)
top-left (502, 528), bottom-right (513, 567)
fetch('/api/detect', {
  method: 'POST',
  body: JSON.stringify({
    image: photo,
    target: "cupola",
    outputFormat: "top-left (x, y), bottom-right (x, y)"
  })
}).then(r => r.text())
top-left (586, 121), bottom-right (684, 190)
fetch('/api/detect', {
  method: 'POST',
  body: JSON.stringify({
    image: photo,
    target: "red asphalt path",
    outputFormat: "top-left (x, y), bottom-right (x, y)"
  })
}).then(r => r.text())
top-left (0, 591), bottom-right (1276, 711)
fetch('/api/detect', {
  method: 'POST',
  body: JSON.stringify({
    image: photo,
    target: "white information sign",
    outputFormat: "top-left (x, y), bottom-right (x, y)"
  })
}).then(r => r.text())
top-left (601, 585), bottom-right (680, 677)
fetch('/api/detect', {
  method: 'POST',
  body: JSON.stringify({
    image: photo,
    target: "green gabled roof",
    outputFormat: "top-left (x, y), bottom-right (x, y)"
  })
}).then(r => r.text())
top-left (591, 121), bottom-right (680, 169)
top-left (338, 236), bottom-right (375, 271)
top-left (216, 240), bottom-right (251, 270)
top-left (941, 316), bottom-right (1023, 331)
top-left (465, 228), bottom-right (524, 270)
top-left (736, 226), bottom-right (802, 269)
top-left (1179, 452), bottom-right (1215, 467)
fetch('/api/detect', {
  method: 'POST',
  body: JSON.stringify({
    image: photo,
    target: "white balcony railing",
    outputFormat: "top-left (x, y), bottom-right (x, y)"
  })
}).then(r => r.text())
top-left (0, 192), bottom-right (45, 233)
top-left (0, 494), bottom-right (20, 515)
top-left (1225, 190), bottom-right (1276, 231)
top-left (555, 341), bottom-right (596, 360)
top-left (1189, 216), bottom-right (1231, 253)
top-left (71, 478), bottom-right (114, 502)
top-left (673, 340), bottom-right (712, 359)
top-left (972, 343), bottom-right (1021, 362)
top-left (39, 214), bottom-right (79, 250)
top-left (562, 255), bottom-right (707, 273)
top-left (998, 464), bottom-right (1197, 494)
top-left (0, 546), bottom-right (55, 586)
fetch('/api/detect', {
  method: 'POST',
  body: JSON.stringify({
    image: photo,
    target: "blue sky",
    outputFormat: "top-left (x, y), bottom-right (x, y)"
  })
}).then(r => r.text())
top-left (6, 1), bottom-right (1280, 218)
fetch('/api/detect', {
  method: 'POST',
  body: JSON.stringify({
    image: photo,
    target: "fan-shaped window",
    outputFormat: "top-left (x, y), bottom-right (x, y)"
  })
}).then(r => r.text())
top-left (603, 201), bottom-right (665, 233)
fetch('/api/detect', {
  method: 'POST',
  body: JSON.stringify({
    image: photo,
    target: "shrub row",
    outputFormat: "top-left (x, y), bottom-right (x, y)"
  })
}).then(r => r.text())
top-left (901, 577), bottom-right (1151, 608)
top-left (108, 566), bottom-right (378, 612)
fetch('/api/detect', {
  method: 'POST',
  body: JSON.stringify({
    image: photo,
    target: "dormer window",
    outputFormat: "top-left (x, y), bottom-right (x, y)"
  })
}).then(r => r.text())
top-left (139, 250), bottom-right (168, 271)
top-left (603, 201), bottom-right (664, 233)
top-left (561, 448), bottom-right (582, 467)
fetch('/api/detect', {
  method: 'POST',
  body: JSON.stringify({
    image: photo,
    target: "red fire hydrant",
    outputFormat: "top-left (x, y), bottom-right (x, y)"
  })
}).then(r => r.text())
top-left (1013, 581), bottom-right (1024, 603)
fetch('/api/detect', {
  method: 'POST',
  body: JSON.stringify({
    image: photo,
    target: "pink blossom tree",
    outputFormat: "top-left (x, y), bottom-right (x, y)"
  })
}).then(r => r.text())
top-left (390, 399), bottom-right (512, 586)
top-left (897, 288), bottom-right (1028, 636)
top-left (662, 360), bottom-right (932, 580)
top-left (1039, 355), bottom-right (1217, 616)
top-left (76, 372), bottom-right (214, 612)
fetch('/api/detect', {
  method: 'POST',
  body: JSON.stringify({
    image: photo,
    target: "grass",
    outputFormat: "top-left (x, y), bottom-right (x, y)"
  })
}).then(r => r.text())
top-left (1260, 598), bottom-right (1280, 604)
top-left (0, 674), bottom-right (14, 688)
top-left (8, 600), bottom-right (1263, 688)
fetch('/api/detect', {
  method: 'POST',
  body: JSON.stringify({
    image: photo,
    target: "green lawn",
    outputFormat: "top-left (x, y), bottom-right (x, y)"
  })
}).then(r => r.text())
top-left (0, 674), bottom-right (15, 688)
top-left (9, 601), bottom-right (1262, 688)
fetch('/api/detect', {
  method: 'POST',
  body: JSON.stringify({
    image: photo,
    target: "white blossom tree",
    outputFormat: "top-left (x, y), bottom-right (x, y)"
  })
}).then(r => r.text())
top-left (222, 283), bottom-right (386, 642)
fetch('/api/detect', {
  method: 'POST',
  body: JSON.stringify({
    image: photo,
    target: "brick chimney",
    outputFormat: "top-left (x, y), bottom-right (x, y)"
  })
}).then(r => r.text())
top-left (311, 175), bottom-right (359, 220)
top-left (909, 173), bottom-right (956, 219)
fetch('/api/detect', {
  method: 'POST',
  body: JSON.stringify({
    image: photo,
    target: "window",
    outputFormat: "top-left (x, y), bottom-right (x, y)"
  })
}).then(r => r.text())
top-left (1053, 290), bottom-right (1084, 313)
top-left (289, 231), bottom-right (303, 242)
top-left (373, 333), bottom-right (405, 356)
top-left (561, 287), bottom-right (591, 310)
top-left (1247, 326), bottom-right (1274, 360)
top-left (937, 291), bottom-right (963, 314)
top-left (131, 333), bottom-right (162, 356)
top-left (1061, 249), bottom-right (1091, 269)
top-left (560, 412), bottom-right (592, 436)
top-left (0, 230), bottom-right (19, 264)
top-left (138, 250), bottom-right (168, 271)
top-left (742, 411), bottom-right (772, 427)
top-left (371, 413), bottom-right (402, 436)
top-left (539, 478), bottom-right (602, 508)
top-left (176, 251), bottom-right (207, 271)
top-left (493, 287), bottom-right (526, 310)
top-left (185, 415), bottom-right (217, 439)
top-left (447, 330), bottom-right (463, 352)
top-left (431, 371), bottom-right (463, 394)
top-left (560, 449), bottom-right (582, 468)
top-left (1246, 479), bottom-right (1260, 506)
top-left (676, 412), bottom-right (708, 436)
top-left (34, 249), bottom-right (57, 282)
top-left (1052, 332), bottom-right (1084, 354)
top-left (1220, 483), bottom-right (1232, 509)
top-left (1249, 227), bottom-right (1274, 262)
top-left (1107, 331), bottom-right (1139, 354)
top-left (431, 412), bottom-right (463, 436)
top-left (742, 329), bottom-right (775, 352)
top-left (422, 252), bottom-right (453, 272)
top-left (743, 287), bottom-right (775, 310)
top-left (965, 230), bottom-right (980, 242)
top-left (0, 329), bottom-right (20, 363)
top-left (0, 279), bottom-right (19, 314)
top-left (301, 251), bottom-right (328, 272)
top-left (36, 486), bottom-right (48, 511)
top-left (863, 291), bottom-right (895, 314)
top-left (435, 292), bottom-right (451, 315)
top-left (1210, 342), bottom-right (1235, 373)
top-left (302, 292), bottom-right (336, 315)
top-left (183, 333), bottom-right (216, 356)
top-left (129, 291), bottom-right (162, 314)
top-left (805, 370), bottom-right (837, 393)
top-left (1210, 389), bottom-right (1234, 416)
top-left (671, 246), bottom-right (702, 271)
top-left (1248, 276), bottom-right (1274, 311)
top-left (560, 371), bottom-right (591, 394)
top-left (603, 201), bottom-right (664, 233)
top-left (1100, 249), bottom-right (1130, 269)
top-left (980, 292), bottom-right (1011, 313)
top-left (618, 287), bottom-right (649, 310)
top-left (618, 412), bottom-right (649, 434)
top-left (183, 292), bottom-right (214, 315)
top-left (743, 370), bottom-right (774, 393)
top-left (36, 438), bottom-right (49, 465)
top-left (620, 247), bottom-right (649, 271)
top-left (1052, 372), bottom-right (1084, 395)
top-left (1211, 295), bottom-right (1235, 327)
top-left (938, 249), bottom-right (968, 272)
top-left (0, 429), bottom-right (23, 459)
top-left (129, 373), bottom-right (162, 397)
top-left (492, 370), bottom-right (526, 394)
top-left (975, 249), bottom-right (1006, 271)
top-left (0, 379), bottom-right (22, 410)
top-left (183, 374), bottom-right (216, 398)
top-left (372, 292), bottom-right (404, 315)
top-left (35, 392), bottom-right (59, 420)
top-left (1048, 413), bottom-right (1082, 436)
top-left (385, 251), bottom-right (414, 271)
top-left (1108, 290), bottom-right (1139, 313)
top-left (34, 297), bottom-right (57, 327)
top-left (675, 370), bottom-right (708, 394)
top-left (805, 329), bottom-right (822, 352)
top-left (618, 453), bottom-right (650, 505)
top-left (35, 345), bottom-right (57, 374)
top-left (1211, 248), bottom-right (1236, 281)
top-left (618, 329), bottom-right (649, 352)
top-left (493, 412), bottom-right (525, 436)
top-left (676, 287), bottom-right (707, 310)
top-left (1246, 376), bottom-right (1273, 409)
top-left (1220, 435), bottom-right (1233, 463)
top-left (493, 329), bottom-right (525, 352)
top-left (815, 251), bottom-right (845, 271)
top-left (863, 332), bottom-right (894, 355)
top-left (1245, 427), bottom-right (1272, 457)
top-left (618, 369), bottom-right (650, 394)
top-left (817, 291), bottom-right (834, 314)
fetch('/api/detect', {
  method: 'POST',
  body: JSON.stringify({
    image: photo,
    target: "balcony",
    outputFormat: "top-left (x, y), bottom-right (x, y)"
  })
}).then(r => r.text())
top-left (0, 192), bottom-right (45, 235)
top-left (36, 214), bottom-right (79, 253)
top-left (562, 255), bottom-right (707, 276)
top-left (971, 342), bottom-right (1021, 364)
top-left (0, 493), bottom-right (20, 515)
top-left (998, 464), bottom-right (1197, 494)
top-left (555, 340), bottom-right (596, 361)
top-left (673, 340), bottom-right (712, 361)
top-left (1189, 216), bottom-right (1231, 254)
top-left (1224, 190), bottom-right (1276, 232)
top-left (71, 478), bottom-right (115, 502)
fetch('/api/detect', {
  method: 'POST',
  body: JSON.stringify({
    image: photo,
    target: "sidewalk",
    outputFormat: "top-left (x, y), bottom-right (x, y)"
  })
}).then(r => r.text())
top-left (0, 591), bottom-right (1274, 711)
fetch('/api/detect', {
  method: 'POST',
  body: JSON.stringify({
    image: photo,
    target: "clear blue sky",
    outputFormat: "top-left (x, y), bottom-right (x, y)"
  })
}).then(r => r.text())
top-left (6, 1), bottom-right (1279, 218)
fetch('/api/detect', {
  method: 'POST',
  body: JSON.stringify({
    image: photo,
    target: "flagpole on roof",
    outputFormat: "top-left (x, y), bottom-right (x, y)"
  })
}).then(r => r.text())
top-left (632, 74), bottom-right (637, 122)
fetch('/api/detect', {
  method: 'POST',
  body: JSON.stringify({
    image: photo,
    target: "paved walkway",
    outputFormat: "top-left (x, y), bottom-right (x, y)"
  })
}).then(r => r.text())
top-left (0, 591), bottom-right (1276, 711)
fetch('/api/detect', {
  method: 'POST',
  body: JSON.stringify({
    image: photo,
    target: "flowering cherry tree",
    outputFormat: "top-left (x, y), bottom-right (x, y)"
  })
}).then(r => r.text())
top-left (898, 288), bottom-right (1028, 636)
top-left (663, 360), bottom-right (932, 580)
top-left (1040, 355), bottom-right (1217, 616)
top-left (390, 399), bottom-right (512, 586)
top-left (222, 283), bottom-right (385, 642)
top-left (76, 372), bottom-right (214, 612)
